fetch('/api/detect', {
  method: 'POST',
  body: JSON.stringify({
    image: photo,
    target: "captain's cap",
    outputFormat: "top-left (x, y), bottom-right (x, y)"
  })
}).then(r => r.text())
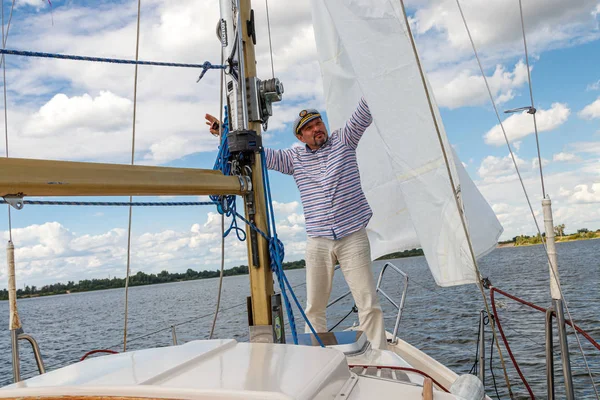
top-left (293, 108), bottom-right (321, 135)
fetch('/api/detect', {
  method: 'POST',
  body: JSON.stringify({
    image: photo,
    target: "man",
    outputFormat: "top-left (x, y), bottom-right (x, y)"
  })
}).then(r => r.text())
top-left (205, 97), bottom-right (387, 350)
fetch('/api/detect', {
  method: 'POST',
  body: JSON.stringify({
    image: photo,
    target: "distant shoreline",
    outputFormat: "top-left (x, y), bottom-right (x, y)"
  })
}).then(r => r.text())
top-left (2, 238), bottom-right (597, 301)
top-left (0, 248), bottom-right (425, 301)
top-left (497, 234), bottom-right (600, 248)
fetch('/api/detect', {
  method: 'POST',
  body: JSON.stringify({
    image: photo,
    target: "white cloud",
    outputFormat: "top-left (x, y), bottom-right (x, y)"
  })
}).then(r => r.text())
top-left (23, 91), bottom-right (132, 137)
top-left (513, 141), bottom-right (522, 151)
top-left (0, 0), bottom-right (321, 165)
top-left (478, 153), bottom-right (551, 184)
top-left (568, 183), bottom-right (600, 204)
top-left (15, 0), bottom-right (50, 9)
top-left (578, 97), bottom-right (600, 119)
top-left (531, 157), bottom-right (550, 170)
top-left (414, 0), bottom-right (600, 67)
top-left (492, 203), bottom-right (511, 214)
top-left (478, 154), bottom-right (526, 183)
top-left (0, 200), bottom-right (308, 287)
top-left (287, 213), bottom-right (305, 226)
top-left (586, 80), bottom-right (600, 91)
top-left (484, 103), bottom-right (570, 146)
top-left (431, 61), bottom-right (528, 109)
top-left (1, 0), bottom-right (599, 283)
top-left (272, 200), bottom-right (299, 214)
top-left (593, 4), bottom-right (600, 19)
top-left (476, 161), bottom-right (600, 239)
top-left (569, 141), bottom-right (600, 156)
top-left (553, 152), bottom-right (579, 162)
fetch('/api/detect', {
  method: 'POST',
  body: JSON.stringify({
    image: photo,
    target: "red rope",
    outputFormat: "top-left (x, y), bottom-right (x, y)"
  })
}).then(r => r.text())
top-left (490, 288), bottom-right (536, 398)
top-left (490, 286), bottom-right (600, 399)
top-left (348, 364), bottom-right (450, 392)
top-left (80, 349), bottom-right (119, 361)
top-left (491, 287), bottom-right (600, 350)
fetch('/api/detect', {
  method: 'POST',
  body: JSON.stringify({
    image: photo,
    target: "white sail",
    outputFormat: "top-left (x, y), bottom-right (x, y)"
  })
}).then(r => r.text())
top-left (310, 0), bottom-right (503, 287)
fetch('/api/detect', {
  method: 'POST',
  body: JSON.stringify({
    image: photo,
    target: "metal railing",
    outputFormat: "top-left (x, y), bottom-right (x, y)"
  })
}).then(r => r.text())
top-left (11, 330), bottom-right (46, 383)
top-left (326, 262), bottom-right (409, 344)
top-left (375, 262), bottom-right (409, 345)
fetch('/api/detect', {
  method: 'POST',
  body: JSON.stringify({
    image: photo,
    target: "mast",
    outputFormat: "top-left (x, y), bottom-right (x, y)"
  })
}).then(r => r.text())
top-left (218, 0), bottom-right (284, 341)
top-left (7, 241), bottom-right (22, 382)
top-left (542, 198), bottom-right (575, 399)
top-left (240, 0), bottom-right (274, 337)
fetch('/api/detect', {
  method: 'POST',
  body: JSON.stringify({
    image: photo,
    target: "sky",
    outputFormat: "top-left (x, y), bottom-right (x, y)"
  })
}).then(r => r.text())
top-left (0, 0), bottom-right (599, 288)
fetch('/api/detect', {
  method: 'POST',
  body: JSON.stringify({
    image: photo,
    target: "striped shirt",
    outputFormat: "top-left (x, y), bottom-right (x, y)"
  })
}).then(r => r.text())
top-left (265, 98), bottom-right (373, 239)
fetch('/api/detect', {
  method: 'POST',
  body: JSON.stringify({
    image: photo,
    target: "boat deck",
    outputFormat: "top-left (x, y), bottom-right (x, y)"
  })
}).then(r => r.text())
top-left (0, 338), bottom-right (462, 399)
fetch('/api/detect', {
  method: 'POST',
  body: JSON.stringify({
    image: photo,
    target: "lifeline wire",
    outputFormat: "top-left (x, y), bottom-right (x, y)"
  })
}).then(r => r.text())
top-left (396, 0), bottom-right (514, 395)
top-left (0, 49), bottom-right (226, 71)
top-left (455, 1), bottom-right (599, 396)
top-left (123, 0), bottom-right (142, 353)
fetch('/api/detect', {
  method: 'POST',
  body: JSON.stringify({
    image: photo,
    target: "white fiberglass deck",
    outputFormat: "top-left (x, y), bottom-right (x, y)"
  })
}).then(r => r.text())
top-left (1, 339), bottom-right (462, 400)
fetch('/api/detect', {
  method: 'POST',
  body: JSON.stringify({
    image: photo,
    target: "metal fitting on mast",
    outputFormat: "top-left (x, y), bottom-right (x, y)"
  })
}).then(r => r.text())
top-left (247, 77), bottom-right (284, 131)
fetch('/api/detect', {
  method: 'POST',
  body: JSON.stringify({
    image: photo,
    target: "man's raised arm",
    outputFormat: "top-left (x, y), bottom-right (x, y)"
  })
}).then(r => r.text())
top-left (339, 97), bottom-right (373, 149)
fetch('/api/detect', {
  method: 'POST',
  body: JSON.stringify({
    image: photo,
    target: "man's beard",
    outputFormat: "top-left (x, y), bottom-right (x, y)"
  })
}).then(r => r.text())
top-left (314, 131), bottom-right (327, 145)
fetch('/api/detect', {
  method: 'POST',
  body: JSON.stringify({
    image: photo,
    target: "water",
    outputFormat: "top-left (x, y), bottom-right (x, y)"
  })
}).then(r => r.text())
top-left (1, 239), bottom-right (599, 398)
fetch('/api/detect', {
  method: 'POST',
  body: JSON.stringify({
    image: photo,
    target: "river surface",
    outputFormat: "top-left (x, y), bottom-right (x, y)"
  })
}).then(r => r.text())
top-left (1, 239), bottom-right (599, 398)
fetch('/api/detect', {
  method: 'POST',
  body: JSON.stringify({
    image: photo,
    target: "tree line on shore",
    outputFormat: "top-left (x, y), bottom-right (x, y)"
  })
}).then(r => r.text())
top-left (0, 248), bottom-right (425, 301)
top-left (498, 226), bottom-right (600, 246)
top-left (3, 224), bottom-right (597, 301)
top-left (0, 249), bottom-right (423, 300)
top-left (0, 260), bottom-right (305, 300)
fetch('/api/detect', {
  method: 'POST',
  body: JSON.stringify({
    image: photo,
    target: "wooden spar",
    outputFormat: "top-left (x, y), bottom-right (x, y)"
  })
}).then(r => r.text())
top-left (0, 158), bottom-right (249, 197)
top-left (240, 0), bottom-right (275, 328)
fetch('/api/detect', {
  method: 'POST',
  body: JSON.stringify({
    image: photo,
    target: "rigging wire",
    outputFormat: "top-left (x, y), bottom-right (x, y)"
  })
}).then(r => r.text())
top-left (123, 0), bottom-right (142, 353)
top-left (264, 0), bottom-right (275, 79)
top-left (515, 11), bottom-right (598, 390)
top-left (0, 0), bottom-right (15, 70)
top-left (454, 1), bottom-right (599, 396)
top-left (2, 1), bottom-right (15, 243)
top-left (518, 0), bottom-right (545, 199)
top-left (396, 0), bottom-right (514, 395)
top-left (209, 52), bottom-right (227, 340)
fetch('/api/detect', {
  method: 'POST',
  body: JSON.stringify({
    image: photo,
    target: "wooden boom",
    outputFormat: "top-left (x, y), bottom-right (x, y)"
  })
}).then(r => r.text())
top-left (0, 158), bottom-right (248, 197)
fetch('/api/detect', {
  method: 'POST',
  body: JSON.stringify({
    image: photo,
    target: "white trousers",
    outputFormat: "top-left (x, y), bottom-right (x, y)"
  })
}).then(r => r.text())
top-left (304, 228), bottom-right (387, 350)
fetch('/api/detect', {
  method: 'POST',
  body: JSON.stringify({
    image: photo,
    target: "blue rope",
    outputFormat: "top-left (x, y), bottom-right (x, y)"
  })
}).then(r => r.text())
top-left (211, 106), bottom-right (246, 241)
top-left (219, 160), bottom-right (324, 345)
top-left (260, 152), bottom-right (325, 347)
top-left (208, 108), bottom-right (323, 347)
top-left (0, 48), bottom-right (225, 81)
